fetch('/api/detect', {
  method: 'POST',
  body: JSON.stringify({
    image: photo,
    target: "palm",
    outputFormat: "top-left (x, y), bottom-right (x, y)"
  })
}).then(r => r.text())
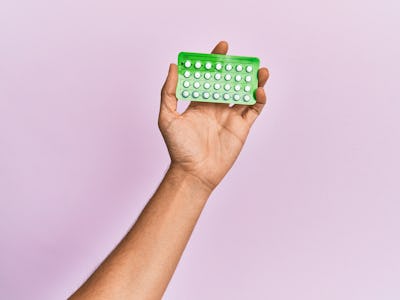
top-left (159, 41), bottom-right (269, 190)
top-left (161, 104), bottom-right (250, 188)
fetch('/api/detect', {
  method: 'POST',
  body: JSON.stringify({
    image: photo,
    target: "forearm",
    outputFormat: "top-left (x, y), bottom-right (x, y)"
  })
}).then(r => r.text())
top-left (70, 164), bottom-right (212, 300)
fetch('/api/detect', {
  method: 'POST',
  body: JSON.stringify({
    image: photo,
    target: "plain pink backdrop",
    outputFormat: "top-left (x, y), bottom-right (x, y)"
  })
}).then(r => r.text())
top-left (1, 0), bottom-right (400, 299)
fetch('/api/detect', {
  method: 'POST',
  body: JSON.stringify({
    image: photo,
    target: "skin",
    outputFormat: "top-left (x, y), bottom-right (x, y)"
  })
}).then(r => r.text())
top-left (70, 41), bottom-right (269, 300)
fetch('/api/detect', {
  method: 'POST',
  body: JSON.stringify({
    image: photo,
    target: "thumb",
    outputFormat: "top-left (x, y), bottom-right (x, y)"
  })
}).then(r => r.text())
top-left (160, 63), bottom-right (178, 114)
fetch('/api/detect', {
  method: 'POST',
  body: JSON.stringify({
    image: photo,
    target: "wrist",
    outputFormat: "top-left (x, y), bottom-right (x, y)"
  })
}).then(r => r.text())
top-left (167, 163), bottom-right (215, 195)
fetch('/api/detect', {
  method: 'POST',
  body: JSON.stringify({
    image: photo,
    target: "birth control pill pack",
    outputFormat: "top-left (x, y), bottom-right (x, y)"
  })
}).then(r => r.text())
top-left (176, 52), bottom-right (260, 105)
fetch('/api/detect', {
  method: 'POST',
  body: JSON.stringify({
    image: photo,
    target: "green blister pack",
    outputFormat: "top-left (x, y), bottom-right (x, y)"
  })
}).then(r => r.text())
top-left (176, 52), bottom-right (260, 105)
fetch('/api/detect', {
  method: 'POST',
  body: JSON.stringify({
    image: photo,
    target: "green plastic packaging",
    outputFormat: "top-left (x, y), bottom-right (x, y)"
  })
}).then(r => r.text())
top-left (176, 52), bottom-right (260, 105)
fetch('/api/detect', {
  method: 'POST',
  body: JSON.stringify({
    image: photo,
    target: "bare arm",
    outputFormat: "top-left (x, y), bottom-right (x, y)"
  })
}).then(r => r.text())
top-left (70, 41), bottom-right (269, 300)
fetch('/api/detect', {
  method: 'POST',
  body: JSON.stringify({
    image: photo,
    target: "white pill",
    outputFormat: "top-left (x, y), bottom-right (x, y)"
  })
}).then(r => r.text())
top-left (244, 94), bottom-right (250, 101)
top-left (236, 64), bottom-right (243, 71)
top-left (245, 75), bottom-right (251, 82)
top-left (194, 72), bottom-right (201, 79)
top-left (234, 84), bottom-right (241, 91)
top-left (244, 85), bottom-right (251, 92)
top-left (225, 74), bottom-right (232, 81)
top-left (204, 72), bottom-right (211, 79)
top-left (204, 82), bottom-right (211, 89)
top-left (193, 82), bottom-right (200, 89)
top-left (193, 91), bottom-right (200, 98)
top-left (216, 63), bottom-right (222, 70)
top-left (225, 64), bottom-right (232, 71)
top-left (214, 83), bottom-right (221, 90)
top-left (224, 84), bottom-right (231, 91)
top-left (183, 81), bottom-right (190, 88)
top-left (182, 91), bottom-right (189, 98)
top-left (215, 73), bottom-right (221, 80)
top-left (233, 94), bottom-right (240, 101)
top-left (203, 92), bottom-right (210, 99)
top-left (184, 60), bottom-right (191, 68)
top-left (223, 93), bottom-right (230, 100)
top-left (246, 65), bottom-right (253, 72)
top-left (213, 93), bottom-right (220, 99)
top-left (184, 71), bottom-right (190, 78)
top-left (205, 62), bottom-right (212, 69)
top-left (235, 75), bottom-right (242, 81)
top-left (195, 61), bottom-right (201, 68)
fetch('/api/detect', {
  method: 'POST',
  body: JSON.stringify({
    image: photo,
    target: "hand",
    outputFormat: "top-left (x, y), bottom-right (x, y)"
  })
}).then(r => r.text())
top-left (159, 41), bottom-right (269, 191)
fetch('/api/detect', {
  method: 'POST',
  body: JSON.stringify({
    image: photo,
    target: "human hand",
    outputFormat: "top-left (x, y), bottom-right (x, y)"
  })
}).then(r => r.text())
top-left (159, 41), bottom-right (269, 191)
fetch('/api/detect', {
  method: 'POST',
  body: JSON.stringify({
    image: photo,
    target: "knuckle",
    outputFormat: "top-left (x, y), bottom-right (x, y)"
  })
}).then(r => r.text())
top-left (160, 86), bottom-right (167, 97)
top-left (158, 115), bottom-right (168, 131)
top-left (157, 115), bottom-right (164, 129)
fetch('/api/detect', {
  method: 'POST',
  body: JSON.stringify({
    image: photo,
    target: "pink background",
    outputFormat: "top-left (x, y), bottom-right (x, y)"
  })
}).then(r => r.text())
top-left (1, 0), bottom-right (400, 299)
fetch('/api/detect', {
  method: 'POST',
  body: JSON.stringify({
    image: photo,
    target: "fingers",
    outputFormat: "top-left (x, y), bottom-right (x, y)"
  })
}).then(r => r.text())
top-left (243, 87), bottom-right (267, 125)
top-left (231, 66), bottom-right (269, 115)
top-left (258, 67), bottom-right (269, 87)
top-left (187, 41), bottom-right (229, 111)
top-left (211, 40), bottom-right (228, 55)
top-left (160, 63), bottom-right (178, 116)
